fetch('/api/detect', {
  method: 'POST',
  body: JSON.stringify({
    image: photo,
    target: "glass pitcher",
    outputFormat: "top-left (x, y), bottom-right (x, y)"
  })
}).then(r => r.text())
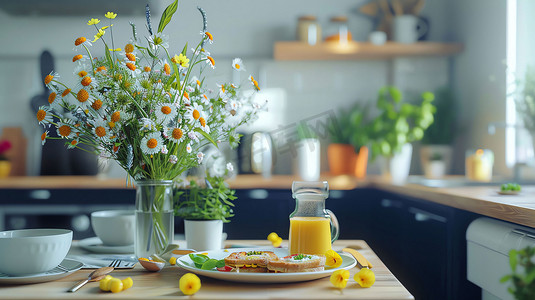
top-left (289, 181), bottom-right (339, 255)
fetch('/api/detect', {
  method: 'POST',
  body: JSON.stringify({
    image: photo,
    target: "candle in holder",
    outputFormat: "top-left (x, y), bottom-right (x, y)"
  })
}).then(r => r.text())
top-left (465, 149), bottom-right (494, 182)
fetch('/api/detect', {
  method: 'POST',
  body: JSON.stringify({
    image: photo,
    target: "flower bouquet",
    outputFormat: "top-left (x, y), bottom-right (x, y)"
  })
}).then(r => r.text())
top-left (35, 1), bottom-right (264, 257)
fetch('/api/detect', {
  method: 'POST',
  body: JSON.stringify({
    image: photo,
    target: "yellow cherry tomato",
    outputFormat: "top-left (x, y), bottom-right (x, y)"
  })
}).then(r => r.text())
top-left (99, 275), bottom-right (113, 291)
top-left (272, 236), bottom-right (283, 247)
top-left (179, 273), bottom-right (201, 295)
top-left (109, 278), bottom-right (123, 293)
top-left (267, 232), bottom-right (279, 242)
top-left (121, 277), bottom-right (133, 290)
top-left (169, 257), bottom-right (177, 265)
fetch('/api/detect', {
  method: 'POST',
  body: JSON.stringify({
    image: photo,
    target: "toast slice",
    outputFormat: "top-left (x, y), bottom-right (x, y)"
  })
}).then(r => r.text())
top-left (224, 250), bottom-right (279, 270)
top-left (267, 254), bottom-right (326, 273)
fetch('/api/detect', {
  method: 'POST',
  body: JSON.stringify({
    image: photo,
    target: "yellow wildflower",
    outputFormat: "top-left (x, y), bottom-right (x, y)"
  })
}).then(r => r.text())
top-left (325, 250), bottom-right (343, 268)
top-left (330, 269), bottom-right (350, 289)
top-left (105, 12), bottom-right (117, 19)
top-left (354, 268), bottom-right (375, 288)
top-left (179, 273), bottom-right (201, 295)
top-left (87, 18), bottom-right (100, 25)
top-left (172, 53), bottom-right (190, 68)
top-left (109, 48), bottom-right (122, 52)
top-left (93, 29), bottom-right (106, 42)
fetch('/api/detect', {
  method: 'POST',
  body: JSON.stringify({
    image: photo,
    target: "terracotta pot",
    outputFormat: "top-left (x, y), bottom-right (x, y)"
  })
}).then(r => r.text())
top-left (353, 146), bottom-right (369, 179)
top-left (328, 144), bottom-right (356, 175)
top-left (0, 160), bottom-right (11, 178)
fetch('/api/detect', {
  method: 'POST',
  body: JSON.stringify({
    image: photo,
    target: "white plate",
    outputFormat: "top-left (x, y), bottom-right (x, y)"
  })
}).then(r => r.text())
top-left (176, 247), bottom-right (356, 283)
top-left (497, 190), bottom-right (520, 195)
top-left (78, 237), bottom-right (134, 254)
top-left (0, 258), bottom-right (83, 285)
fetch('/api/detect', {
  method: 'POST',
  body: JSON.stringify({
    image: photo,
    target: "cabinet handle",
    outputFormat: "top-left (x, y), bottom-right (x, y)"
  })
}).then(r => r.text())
top-left (380, 199), bottom-right (401, 208)
top-left (408, 207), bottom-right (446, 223)
top-left (29, 190), bottom-right (51, 200)
top-left (512, 229), bottom-right (535, 241)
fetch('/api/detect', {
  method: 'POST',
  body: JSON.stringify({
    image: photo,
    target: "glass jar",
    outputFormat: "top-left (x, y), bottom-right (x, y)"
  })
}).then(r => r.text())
top-left (297, 15), bottom-right (321, 45)
top-left (465, 149), bottom-right (494, 182)
top-left (325, 16), bottom-right (350, 44)
top-left (288, 181), bottom-right (339, 255)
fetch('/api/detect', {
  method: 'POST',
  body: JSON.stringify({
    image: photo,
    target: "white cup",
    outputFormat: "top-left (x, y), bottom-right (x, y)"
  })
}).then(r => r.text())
top-left (392, 15), bottom-right (428, 44)
top-left (91, 210), bottom-right (135, 246)
top-left (369, 31), bottom-right (387, 45)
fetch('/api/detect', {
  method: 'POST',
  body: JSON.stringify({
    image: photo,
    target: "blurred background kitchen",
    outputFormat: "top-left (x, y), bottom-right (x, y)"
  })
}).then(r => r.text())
top-left (2, 0), bottom-right (534, 180)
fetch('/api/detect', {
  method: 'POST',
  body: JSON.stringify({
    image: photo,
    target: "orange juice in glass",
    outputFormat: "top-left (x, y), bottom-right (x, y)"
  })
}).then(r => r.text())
top-left (289, 181), bottom-right (339, 255)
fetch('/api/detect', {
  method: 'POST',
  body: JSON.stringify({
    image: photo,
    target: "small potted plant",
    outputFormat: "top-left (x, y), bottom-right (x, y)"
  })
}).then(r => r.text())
top-left (367, 86), bottom-right (435, 183)
top-left (420, 87), bottom-right (457, 179)
top-left (0, 140), bottom-right (12, 178)
top-left (175, 166), bottom-right (236, 251)
top-left (327, 103), bottom-right (369, 178)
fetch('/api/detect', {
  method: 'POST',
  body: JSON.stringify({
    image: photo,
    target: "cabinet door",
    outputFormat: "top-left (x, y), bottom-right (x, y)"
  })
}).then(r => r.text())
top-left (326, 189), bottom-right (373, 241)
top-left (224, 189), bottom-right (291, 239)
top-left (404, 205), bottom-right (449, 300)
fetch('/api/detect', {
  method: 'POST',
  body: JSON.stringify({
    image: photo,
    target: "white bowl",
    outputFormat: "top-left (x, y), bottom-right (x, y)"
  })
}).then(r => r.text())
top-left (91, 210), bottom-right (135, 246)
top-left (0, 229), bottom-right (72, 276)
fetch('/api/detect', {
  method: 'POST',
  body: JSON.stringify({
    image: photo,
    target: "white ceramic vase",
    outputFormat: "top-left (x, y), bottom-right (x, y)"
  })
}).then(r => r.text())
top-left (420, 145), bottom-right (453, 179)
top-left (184, 219), bottom-right (223, 251)
top-left (381, 143), bottom-right (413, 184)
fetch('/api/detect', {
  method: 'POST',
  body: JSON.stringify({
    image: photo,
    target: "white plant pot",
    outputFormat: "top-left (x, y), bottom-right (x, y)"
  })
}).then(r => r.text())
top-left (296, 138), bottom-right (320, 181)
top-left (420, 145), bottom-right (453, 179)
top-left (184, 220), bottom-right (223, 251)
top-left (381, 143), bottom-right (413, 184)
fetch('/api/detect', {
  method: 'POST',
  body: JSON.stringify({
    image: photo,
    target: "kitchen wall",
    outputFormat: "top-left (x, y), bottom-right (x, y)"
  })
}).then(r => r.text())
top-left (0, 0), bottom-right (471, 177)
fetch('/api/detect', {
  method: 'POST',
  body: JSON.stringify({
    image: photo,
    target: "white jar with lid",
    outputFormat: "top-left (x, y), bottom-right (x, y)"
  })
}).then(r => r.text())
top-left (297, 15), bottom-right (321, 45)
top-left (325, 16), bottom-right (350, 44)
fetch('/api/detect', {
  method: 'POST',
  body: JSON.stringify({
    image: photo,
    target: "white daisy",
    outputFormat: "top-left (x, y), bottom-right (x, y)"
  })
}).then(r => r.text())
top-left (67, 137), bottom-right (80, 149)
top-left (73, 36), bottom-right (92, 51)
top-left (124, 62), bottom-right (141, 77)
top-left (40, 130), bottom-right (49, 145)
top-left (92, 120), bottom-right (111, 142)
top-left (226, 162), bottom-right (234, 172)
top-left (36, 106), bottom-right (53, 127)
top-left (198, 117), bottom-right (210, 133)
top-left (140, 131), bottom-right (164, 155)
top-left (188, 131), bottom-right (200, 143)
top-left (232, 58), bottom-right (246, 71)
top-left (166, 127), bottom-right (184, 143)
top-left (185, 103), bottom-right (205, 125)
top-left (200, 31), bottom-right (214, 44)
top-left (155, 103), bottom-right (178, 124)
top-left (200, 94), bottom-right (211, 106)
top-left (169, 155), bottom-right (178, 164)
top-left (186, 143), bottom-right (192, 153)
top-left (56, 119), bottom-right (77, 139)
top-left (148, 32), bottom-right (169, 49)
top-left (139, 118), bottom-right (156, 131)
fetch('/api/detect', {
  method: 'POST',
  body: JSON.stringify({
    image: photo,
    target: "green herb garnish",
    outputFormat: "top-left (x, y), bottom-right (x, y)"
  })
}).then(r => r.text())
top-left (293, 254), bottom-right (311, 260)
top-left (189, 254), bottom-right (225, 270)
top-left (501, 183), bottom-right (521, 192)
top-left (246, 251), bottom-right (262, 256)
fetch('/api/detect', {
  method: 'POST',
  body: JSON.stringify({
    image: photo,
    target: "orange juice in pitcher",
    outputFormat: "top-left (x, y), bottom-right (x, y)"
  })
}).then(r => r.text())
top-left (289, 181), bottom-right (339, 255)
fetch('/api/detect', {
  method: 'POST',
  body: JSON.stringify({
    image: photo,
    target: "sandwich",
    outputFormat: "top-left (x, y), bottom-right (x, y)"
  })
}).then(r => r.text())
top-left (267, 254), bottom-right (326, 273)
top-left (223, 250), bottom-right (279, 273)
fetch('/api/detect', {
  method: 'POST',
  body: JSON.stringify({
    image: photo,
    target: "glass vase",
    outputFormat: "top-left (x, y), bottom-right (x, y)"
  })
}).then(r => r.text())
top-left (135, 180), bottom-right (174, 259)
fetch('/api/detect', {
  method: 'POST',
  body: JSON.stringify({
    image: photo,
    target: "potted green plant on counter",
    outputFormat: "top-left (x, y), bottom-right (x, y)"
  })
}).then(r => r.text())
top-left (368, 86), bottom-right (435, 183)
top-left (175, 167), bottom-right (236, 251)
top-left (420, 87), bottom-right (457, 179)
top-left (327, 103), bottom-right (370, 178)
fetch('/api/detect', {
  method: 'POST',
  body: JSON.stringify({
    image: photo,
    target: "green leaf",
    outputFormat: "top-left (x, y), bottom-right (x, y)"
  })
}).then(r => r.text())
top-left (500, 274), bottom-right (512, 283)
top-left (216, 259), bottom-right (225, 268)
top-left (201, 259), bottom-right (218, 270)
top-left (181, 43), bottom-right (188, 56)
top-left (194, 127), bottom-right (217, 146)
top-left (510, 249), bottom-right (518, 272)
top-left (158, 0), bottom-right (179, 33)
top-left (189, 254), bottom-right (209, 265)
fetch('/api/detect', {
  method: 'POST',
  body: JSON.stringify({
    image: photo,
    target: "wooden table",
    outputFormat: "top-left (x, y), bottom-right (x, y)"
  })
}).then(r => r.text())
top-left (0, 240), bottom-right (413, 300)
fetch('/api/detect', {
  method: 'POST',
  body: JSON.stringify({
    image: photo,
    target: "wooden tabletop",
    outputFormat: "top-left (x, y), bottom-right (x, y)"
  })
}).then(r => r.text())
top-left (0, 240), bottom-right (413, 300)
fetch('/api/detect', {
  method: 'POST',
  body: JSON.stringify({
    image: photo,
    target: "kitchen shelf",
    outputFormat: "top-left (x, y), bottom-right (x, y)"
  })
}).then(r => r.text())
top-left (274, 41), bottom-right (464, 61)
